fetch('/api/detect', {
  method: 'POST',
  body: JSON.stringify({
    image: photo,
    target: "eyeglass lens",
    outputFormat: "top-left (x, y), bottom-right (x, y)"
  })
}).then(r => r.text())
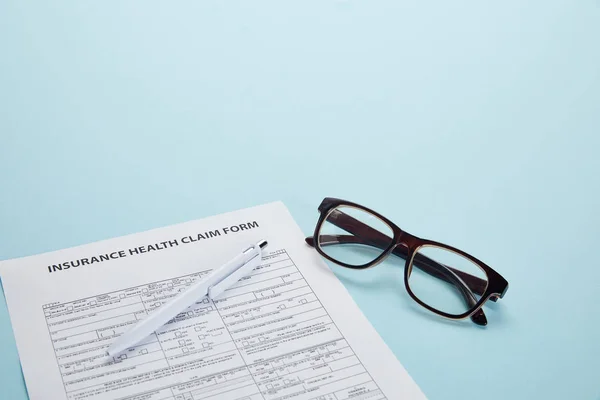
top-left (408, 246), bottom-right (489, 316)
top-left (317, 206), bottom-right (394, 267)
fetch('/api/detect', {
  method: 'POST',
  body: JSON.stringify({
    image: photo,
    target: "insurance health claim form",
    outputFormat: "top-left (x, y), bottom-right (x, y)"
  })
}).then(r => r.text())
top-left (0, 202), bottom-right (426, 400)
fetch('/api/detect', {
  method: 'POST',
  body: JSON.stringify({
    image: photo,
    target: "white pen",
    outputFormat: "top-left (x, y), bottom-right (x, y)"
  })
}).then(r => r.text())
top-left (107, 239), bottom-right (268, 357)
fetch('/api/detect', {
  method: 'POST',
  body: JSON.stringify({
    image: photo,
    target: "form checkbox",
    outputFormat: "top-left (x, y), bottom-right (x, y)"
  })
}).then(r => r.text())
top-left (202, 299), bottom-right (209, 304)
top-left (90, 301), bottom-right (97, 306)
top-left (194, 326), bottom-right (202, 332)
top-left (243, 341), bottom-right (249, 346)
top-left (300, 299), bottom-right (307, 304)
top-left (185, 279), bottom-right (192, 284)
top-left (119, 294), bottom-right (125, 299)
top-left (182, 347), bottom-right (189, 353)
top-left (198, 335), bottom-right (206, 340)
top-left (267, 384), bottom-right (273, 390)
top-left (67, 306), bottom-right (73, 311)
top-left (178, 339), bottom-right (185, 345)
top-left (175, 332), bottom-right (182, 338)
top-left (142, 289), bottom-right (148, 293)
top-left (140, 349), bottom-right (148, 355)
top-left (259, 337), bottom-right (265, 342)
top-left (119, 354), bottom-right (127, 360)
top-left (187, 311), bottom-right (193, 317)
top-left (202, 342), bottom-right (209, 348)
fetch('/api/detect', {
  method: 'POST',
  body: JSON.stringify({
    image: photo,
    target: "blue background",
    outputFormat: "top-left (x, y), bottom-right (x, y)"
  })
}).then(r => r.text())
top-left (1, 1), bottom-right (599, 399)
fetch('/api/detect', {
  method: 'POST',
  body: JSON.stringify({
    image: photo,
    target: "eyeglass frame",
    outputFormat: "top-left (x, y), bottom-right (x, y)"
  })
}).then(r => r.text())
top-left (305, 197), bottom-right (509, 326)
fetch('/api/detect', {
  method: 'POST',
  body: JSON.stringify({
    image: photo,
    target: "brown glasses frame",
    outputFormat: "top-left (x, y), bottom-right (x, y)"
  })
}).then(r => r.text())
top-left (305, 197), bottom-right (509, 326)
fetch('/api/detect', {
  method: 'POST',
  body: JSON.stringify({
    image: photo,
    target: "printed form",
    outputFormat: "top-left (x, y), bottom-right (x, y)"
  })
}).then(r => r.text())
top-left (0, 202), bottom-right (426, 400)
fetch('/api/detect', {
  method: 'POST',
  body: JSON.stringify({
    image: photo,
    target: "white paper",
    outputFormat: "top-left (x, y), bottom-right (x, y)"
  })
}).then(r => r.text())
top-left (0, 202), bottom-right (426, 400)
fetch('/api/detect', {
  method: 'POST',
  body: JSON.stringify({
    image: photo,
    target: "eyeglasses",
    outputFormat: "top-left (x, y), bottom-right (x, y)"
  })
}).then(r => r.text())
top-left (305, 198), bottom-right (509, 326)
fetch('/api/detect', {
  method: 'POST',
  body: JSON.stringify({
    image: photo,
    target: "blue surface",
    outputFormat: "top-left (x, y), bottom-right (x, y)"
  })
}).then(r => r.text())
top-left (1, 1), bottom-right (599, 399)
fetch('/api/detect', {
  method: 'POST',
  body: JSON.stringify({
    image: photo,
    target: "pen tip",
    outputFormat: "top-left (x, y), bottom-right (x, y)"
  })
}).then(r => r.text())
top-left (258, 240), bottom-right (268, 249)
